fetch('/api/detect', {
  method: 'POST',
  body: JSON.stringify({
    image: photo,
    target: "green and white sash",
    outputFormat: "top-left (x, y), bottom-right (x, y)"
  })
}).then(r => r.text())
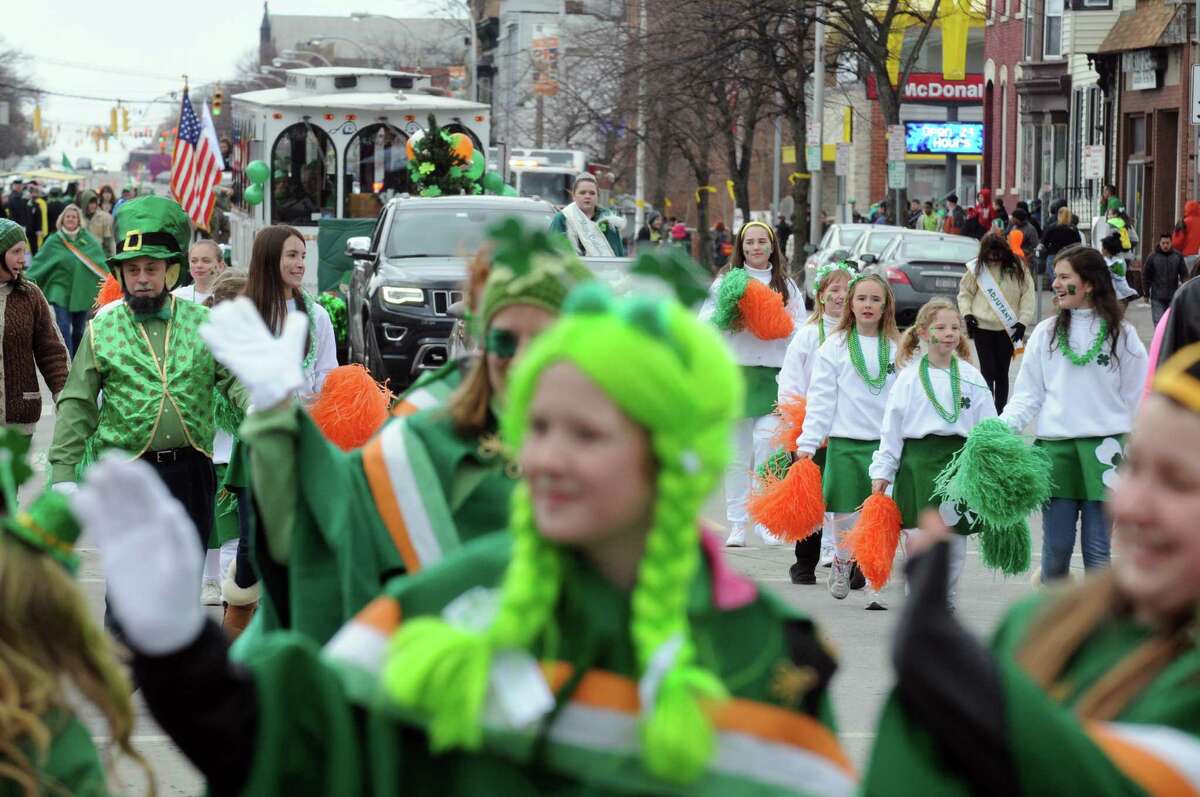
top-left (1035, 435), bottom-right (1126, 502)
top-left (975, 264), bottom-right (1024, 354)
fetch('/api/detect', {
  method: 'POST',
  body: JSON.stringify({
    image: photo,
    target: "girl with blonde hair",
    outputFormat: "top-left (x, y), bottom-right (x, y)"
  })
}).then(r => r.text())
top-left (868, 297), bottom-right (996, 607)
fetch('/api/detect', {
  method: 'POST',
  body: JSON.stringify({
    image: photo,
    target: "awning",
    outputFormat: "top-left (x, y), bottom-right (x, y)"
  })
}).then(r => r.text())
top-left (1096, 0), bottom-right (1184, 54)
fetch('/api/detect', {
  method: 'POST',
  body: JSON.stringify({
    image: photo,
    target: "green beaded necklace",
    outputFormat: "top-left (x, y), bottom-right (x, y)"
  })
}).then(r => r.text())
top-left (1057, 318), bottom-right (1109, 366)
top-left (848, 327), bottom-right (891, 395)
top-left (920, 355), bottom-right (961, 423)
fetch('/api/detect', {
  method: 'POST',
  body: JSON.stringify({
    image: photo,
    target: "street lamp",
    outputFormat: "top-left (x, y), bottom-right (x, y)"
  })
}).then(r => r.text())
top-left (280, 48), bottom-right (333, 67)
top-left (308, 37), bottom-right (378, 66)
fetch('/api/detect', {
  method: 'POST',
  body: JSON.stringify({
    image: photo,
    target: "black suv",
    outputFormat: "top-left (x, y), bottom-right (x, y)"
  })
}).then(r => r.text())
top-left (346, 195), bottom-right (557, 389)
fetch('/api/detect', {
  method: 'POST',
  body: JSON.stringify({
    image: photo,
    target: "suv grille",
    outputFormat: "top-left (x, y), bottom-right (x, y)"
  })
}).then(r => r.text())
top-left (431, 289), bottom-right (464, 317)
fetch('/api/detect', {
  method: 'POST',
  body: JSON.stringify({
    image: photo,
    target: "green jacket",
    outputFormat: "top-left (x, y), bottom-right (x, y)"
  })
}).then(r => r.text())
top-left (2, 712), bottom-right (109, 796)
top-left (550, 209), bottom-right (626, 257)
top-left (863, 590), bottom-right (1200, 796)
top-left (236, 401), bottom-right (516, 652)
top-left (26, 230), bottom-right (107, 312)
top-left (239, 532), bottom-right (851, 796)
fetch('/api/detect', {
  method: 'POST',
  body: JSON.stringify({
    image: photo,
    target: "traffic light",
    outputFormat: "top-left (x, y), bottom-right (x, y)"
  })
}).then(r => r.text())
top-left (109, 106), bottom-right (117, 134)
top-left (212, 88), bottom-right (224, 116)
top-left (121, 107), bottom-right (130, 132)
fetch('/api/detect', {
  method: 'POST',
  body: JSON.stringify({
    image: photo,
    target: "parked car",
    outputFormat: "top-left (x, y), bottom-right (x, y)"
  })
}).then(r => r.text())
top-left (802, 223), bottom-right (872, 302)
top-left (346, 195), bottom-right (557, 388)
top-left (844, 226), bottom-right (905, 270)
top-left (862, 231), bottom-right (980, 325)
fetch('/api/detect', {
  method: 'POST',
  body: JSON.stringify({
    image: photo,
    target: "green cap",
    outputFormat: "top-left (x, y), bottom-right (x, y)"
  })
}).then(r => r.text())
top-left (1106, 196), bottom-right (1123, 213)
top-left (0, 218), bottom-right (27, 255)
top-left (4, 490), bottom-right (82, 572)
top-left (476, 218), bottom-right (592, 334)
top-left (109, 195), bottom-right (192, 289)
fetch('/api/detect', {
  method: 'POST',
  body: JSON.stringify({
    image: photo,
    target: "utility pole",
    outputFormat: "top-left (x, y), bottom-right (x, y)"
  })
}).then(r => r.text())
top-left (634, 0), bottom-right (647, 239)
top-left (467, 0), bottom-right (478, 103)
top-left (809, 9), bottom-right (826, 243)
top-left (535, 94), bottom-right (545, 147)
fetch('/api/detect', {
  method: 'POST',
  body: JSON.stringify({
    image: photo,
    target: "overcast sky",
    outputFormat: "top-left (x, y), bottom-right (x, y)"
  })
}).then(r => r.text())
top-left (8, 0), bottom-right (453, 135)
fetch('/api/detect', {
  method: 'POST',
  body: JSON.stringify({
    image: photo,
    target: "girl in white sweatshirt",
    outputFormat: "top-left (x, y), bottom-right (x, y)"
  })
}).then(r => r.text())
top-left (701, 221), bottom-right (805, 547)
top-left (1000, 244), bottom-right (1148, 581)
top-left (869, 297), bottom-right (997, 607)
top-left (777, 261), bottom-right (853, 582)
top-left (796, 272), bottom-right (900, 601)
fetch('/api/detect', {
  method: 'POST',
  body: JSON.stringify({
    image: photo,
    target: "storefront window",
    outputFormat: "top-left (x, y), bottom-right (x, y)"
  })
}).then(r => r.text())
top-left (342, 124), bottom-right (412, 219)
top-left (270, 122), bottom-right (337, 226)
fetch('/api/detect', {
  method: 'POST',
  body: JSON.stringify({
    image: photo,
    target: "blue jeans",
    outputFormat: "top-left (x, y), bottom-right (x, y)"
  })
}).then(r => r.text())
top-left (52, 304), bottom-right (89, 357)
top-left (1041, 498), bottom-right (1111, 580)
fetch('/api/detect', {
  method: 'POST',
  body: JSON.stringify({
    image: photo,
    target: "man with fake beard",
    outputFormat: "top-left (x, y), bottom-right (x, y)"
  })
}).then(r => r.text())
top-left (49, 196), bottom-right (249, 568)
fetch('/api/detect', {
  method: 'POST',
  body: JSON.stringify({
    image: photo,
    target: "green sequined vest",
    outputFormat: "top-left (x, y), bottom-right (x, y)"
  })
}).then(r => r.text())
top-left (90, 298), bottom-right (215, 456)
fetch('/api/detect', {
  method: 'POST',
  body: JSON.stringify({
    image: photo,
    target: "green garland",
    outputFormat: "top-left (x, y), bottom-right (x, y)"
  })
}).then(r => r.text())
top-left (919, 355), bottom-right (961, 424)
top-left (317, 293), bottom-right (348, 346)
top-left (407, 113), bottom-right (480, 197)
top-left (1057, 318), bottom-right (1109, 366)
top-left (848, 328), bottom-right (890, 395)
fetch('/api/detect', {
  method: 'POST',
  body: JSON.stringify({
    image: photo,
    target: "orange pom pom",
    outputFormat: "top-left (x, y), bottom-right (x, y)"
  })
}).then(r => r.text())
top-left (748, 457), bottom-right (824, 542)
top-left (93, 274), bottom-right (123, 311)
top-left (309, 365), bottom-right (393, 451)
top-left (846, 494), bottom-right (903, 590)
top-left (738, 279), bottom-right (794, 340)
top-left (771, 394), bottom-right (807, 453)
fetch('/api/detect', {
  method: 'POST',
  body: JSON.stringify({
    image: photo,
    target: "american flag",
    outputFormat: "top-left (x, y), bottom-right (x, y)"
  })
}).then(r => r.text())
top-left (169, 90), bottom-right (224, 230)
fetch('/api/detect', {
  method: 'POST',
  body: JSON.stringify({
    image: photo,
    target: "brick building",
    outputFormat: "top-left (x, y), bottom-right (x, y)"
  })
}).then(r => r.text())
top-left (983, 0), bottom-right (1026, 208)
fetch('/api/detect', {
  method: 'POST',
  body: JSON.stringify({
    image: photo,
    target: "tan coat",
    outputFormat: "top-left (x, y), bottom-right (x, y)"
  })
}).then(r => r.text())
top-left (957, 262), bottom-right (1035, 332)
top-left (85, 209), bottom-right (115, 255)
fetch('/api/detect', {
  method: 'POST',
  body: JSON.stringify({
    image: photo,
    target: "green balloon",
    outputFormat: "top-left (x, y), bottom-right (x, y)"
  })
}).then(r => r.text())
top-left (500, 184), bottom-right (518, 197)
top-left (244, 183), bottom-right (264, 206)
top-left (246, 160), bottom-right (270, 186)
top-left (482, 171), bottom-right (503, 193)
top-left (466, 151), bottom-right (486, 180)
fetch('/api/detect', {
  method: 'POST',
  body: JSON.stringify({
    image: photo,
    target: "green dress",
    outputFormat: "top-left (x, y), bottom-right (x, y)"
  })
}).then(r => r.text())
top-left (234, 402), bottom-right (516, 653)
top-left (26, 229), bottom-right (108, 312)
top-left (864, 588), bottom-right (1200, 795)
top-left (238, 532), bottom-right (852, 796)
top-left (2, 711), bottom-right (109, 796)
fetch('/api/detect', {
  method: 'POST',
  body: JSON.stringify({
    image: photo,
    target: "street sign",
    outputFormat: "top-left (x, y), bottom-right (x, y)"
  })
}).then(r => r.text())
top-left (1082, 145), bottom-right (1105, 180)
top-left (1192, 64), bottom-right (1200, 124)
top-left (806, 145), bottom-right (822, 171)
top-left (887, 161), bottom-right (907, 190)
top-left (531, 24), bottom-right (560, 97)
top-left (835, 143), bottom-right (850, 177)
top-left (887, 125), bottom-right (906, 161)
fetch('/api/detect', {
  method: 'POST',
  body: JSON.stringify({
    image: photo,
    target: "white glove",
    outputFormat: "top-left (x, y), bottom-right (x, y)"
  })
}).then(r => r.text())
top-left (73, 454), bottom-right (204, 655)
top-left (51, 481), bottom-right (78, 496)
top-left (200, 296), bottom-right (308, 410)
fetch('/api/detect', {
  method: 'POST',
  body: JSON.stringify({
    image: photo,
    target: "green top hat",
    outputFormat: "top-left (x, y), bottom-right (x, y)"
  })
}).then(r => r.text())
top-left (109, 195), bottom-right (193, 290)
top-left (0, 428), bottom-right (81, 572)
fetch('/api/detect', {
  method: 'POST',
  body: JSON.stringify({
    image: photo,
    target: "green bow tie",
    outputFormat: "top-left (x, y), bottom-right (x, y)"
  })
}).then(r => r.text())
top-left (132, 305), bottom-right (172, 323)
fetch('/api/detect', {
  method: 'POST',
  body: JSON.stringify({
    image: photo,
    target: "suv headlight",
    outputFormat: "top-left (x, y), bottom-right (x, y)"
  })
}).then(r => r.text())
top-left (381, 286), bottom-right (425, 307)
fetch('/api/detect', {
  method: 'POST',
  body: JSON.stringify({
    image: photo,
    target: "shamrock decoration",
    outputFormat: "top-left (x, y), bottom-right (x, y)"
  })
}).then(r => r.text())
top-left (1096, 352), bottom-right (1111, 368)
top-left (939, 498), bottom-right (979, 530)
top-left (488, 217), bottom-right (574, 277)
top-left (630, 246), bottom-right (710, 308)
top-left (961, 395), bottom-right (972, 409)
top-left (1095, 437), bottom-right (1125, 489)
top-left (418, 162), bottom-right (436, 175)
top-left (887, 363), bottom-right (897, 375)
top-left (408, 113), bottom-right (476, 197)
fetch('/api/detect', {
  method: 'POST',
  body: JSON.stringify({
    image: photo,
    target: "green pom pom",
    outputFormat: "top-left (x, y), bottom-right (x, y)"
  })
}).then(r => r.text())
top-left (978, 519), bottom-right (1032, 576)
top-left (933, 418), bottom-right (1051, 530)
top-left (563, 282), bottom-right (613, 315)
top-left (710, 268), bottom-right (749, 331)
top-left (756, 448), bottom-right (792, 481)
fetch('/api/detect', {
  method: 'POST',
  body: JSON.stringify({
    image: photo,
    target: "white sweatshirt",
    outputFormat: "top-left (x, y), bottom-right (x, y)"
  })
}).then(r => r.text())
top-left (869, 355), bottom-right (998, 482)
top-left (699, 265), bottom-right (805, 367)
top-left (796, 330), bottom-right (899, 454)
top-left (302, 301), bottom-right (339, 395)
top-left (778, 314), bottom-right (838, 401)
top-left (1000, 309), bottom-right (1147, 439)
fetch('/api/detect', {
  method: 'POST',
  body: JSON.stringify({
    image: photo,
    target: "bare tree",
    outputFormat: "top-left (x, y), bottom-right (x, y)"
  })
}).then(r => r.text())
top-left (0, 41), bottom-right (42, 162)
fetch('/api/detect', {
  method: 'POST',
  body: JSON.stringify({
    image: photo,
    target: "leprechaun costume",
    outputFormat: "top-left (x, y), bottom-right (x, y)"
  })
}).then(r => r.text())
top-left (122, 287), bottom-right (854, 796)
top-left (48, 196), bottom-right (249, 554)
top-left (228, 220), bottom-right (595, 653)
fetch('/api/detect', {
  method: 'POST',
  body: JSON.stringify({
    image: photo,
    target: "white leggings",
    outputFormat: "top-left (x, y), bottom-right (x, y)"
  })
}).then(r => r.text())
top-left (203, 540), bottom-right (240, 583)
top-left (725, 414), bottom-right (781, 526)
top-left (901, 529), bottom-right (967, 606)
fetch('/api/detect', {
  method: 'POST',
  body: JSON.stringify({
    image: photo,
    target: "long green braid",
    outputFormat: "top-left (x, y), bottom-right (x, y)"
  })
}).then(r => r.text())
top-left (382, 285), bottom-right (742, 783)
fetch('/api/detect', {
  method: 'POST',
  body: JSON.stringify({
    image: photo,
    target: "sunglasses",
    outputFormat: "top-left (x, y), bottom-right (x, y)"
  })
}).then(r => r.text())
top-left (485, 328), bottom-right (519, 359)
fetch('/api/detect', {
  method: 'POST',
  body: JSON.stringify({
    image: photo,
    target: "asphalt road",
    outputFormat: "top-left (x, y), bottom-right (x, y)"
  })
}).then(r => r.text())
top-left (29, 290), bottom-right (1156, 794)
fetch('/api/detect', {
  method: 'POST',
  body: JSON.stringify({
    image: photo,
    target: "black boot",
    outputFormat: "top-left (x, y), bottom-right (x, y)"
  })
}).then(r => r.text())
top-left (849, 562), bottom-right (866, 590)
top-left (789, 528), bottom-right (823, 585)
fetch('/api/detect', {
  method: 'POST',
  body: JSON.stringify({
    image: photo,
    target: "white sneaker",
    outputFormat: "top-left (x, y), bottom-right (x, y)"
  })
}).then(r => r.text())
top-left (819, 551), bottom-right (834, 567)
top-left (865, 589), bottom-right (887, 611)
top-left (828, 560), bottom-right (850, 600)
top-left (725, 524), bottom-right (746, 547)
top-left (201, 579), bottom-right (222, 606)
top-left (758, 525), bottom-right (783, 546)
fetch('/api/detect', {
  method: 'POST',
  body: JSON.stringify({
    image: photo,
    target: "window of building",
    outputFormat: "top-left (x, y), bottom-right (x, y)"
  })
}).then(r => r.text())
top-left (1079, 0), bottom-right (1111, 9)
top-left (1044, 0), bottom-right (1064, 58)
top-left (342, 124), bottom-right (411, 219)
top-left (997, 0), bottom-right (1007, 16)
top-left (1024, 0), bottom-right (1037, 60)
top-left (1129, 114), bottom-right (1147, 154)
top-left (270, 122), bottom-right (337, 226)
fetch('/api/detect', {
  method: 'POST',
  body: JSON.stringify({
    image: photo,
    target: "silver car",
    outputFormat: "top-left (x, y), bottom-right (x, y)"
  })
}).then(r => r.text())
top-left (802, 223), bottom-right (873, 301)
top-left (862, 231), bottom-right (980, 325)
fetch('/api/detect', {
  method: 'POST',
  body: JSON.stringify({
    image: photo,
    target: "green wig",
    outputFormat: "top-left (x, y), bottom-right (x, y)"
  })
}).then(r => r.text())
top-left (383, 283), bottom-right (744, 783)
